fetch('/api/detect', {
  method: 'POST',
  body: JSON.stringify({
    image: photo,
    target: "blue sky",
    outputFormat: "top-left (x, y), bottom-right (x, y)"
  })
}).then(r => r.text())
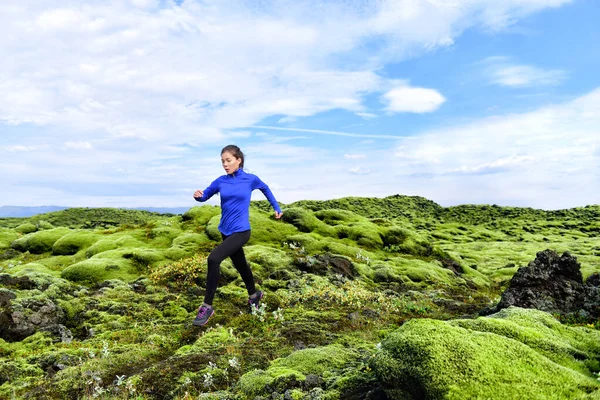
top-left (1, 0), bottom-right (599, 210)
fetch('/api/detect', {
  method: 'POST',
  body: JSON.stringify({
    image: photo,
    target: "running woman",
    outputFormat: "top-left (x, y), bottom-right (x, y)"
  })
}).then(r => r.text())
top-left (192, 145), bottom-right (283, 326)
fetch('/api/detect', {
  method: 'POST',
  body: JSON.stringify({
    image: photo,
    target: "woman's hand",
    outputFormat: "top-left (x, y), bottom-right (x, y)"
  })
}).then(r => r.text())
top-left (193, 190), bottom-right (204, 199)
top-left (274, 211), bottom-right (283, 219)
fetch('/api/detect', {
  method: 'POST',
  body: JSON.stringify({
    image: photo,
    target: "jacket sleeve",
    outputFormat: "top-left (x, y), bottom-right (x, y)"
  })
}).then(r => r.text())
top-left (195, 178), bottom-right (220, 202)
top-left (252, 175), bottom-right (282, 213)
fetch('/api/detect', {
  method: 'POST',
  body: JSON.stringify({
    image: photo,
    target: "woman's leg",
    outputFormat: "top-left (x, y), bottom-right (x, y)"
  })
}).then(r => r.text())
top-left (229, 245), bottom-right (257, 296)
top-left (204, 230), bottom-right (251, 305)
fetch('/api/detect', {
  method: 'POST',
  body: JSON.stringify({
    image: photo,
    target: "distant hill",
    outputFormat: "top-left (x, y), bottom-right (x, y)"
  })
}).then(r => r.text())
top-left (0, 205), bottom-right (190, 218)
top-left (0, 206), bottom-right (68, 218)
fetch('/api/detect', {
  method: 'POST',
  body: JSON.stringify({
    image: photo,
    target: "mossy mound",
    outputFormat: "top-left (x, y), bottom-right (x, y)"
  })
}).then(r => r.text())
top-left (280, 207), bottom-right (335, 237)
top-left (52, 231), bottom-right (101, 255)
top-left (244, 245), bottom-right (292, 278)
top-left (14, 223), bottom-right (37, 234)
top-left (238, 344), bottom-right (362, 397)
top-left (314, 208), bottom-right (365, 225)
top-left (371, 307), bottom-right (600, 399)
top-left (0, 229), bottom-right (19, 251)
top-left (85, 235), bottom-right (148, 257)
top-left (27, 207), bottom-right (164, 228)
top-left (60, 258), bottom-right (137, 283)
top-left (7, 262), bottom-right (60, 278)
top-left (451, 307), bottom-right (600, 376)
top-left (182, 205), bottom-right (221, 225)
top-left (10, 228), bottom-right (71, 254)
top-left (248, 210), bottom-right (299, 245)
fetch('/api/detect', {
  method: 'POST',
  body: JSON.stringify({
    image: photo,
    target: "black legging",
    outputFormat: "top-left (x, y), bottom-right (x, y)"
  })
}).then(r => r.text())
top-left (203, 230), bottom-right (256, 305)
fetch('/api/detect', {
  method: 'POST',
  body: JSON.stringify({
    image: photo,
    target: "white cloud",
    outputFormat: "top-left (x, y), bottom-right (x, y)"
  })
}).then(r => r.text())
top-left (344, 154), bottom-right (367, 159)
top-left (349, 167), bottom-right (371, 175)
top-left (482, 56), bottom-right (567, 87)
top-left (64, 141), bottom-right (93, 150)
top-left (356, 112), bottom-right (377, 119)
top-left (447, 155), bottom-right (536, 174)
top-left (0, 145), bottom-right (40, 152)
top-left (383, 85), bottom-right (446, 113)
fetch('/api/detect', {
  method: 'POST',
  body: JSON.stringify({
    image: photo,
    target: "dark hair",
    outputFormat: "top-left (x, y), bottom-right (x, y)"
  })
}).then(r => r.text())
top-left (221, 144), bottom-right (244, 168)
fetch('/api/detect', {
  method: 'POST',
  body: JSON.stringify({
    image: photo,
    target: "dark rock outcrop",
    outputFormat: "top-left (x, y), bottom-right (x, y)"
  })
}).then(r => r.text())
top-left (2, 298), bottom-right (66, 342)
top-left (489, 249), bottom-right (599, 319)
top-left (294, 253), bottom-right (357, 278)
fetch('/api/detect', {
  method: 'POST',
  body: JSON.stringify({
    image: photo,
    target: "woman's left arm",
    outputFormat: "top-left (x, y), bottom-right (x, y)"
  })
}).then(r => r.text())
top-left (253, 175), bottom-right (283, 218)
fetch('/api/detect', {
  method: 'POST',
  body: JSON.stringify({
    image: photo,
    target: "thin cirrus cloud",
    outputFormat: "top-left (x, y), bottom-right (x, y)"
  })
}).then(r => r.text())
top-left (482, 56), bottom-right (568, 88)
top-left (344, 154), bottom-right (367, 160)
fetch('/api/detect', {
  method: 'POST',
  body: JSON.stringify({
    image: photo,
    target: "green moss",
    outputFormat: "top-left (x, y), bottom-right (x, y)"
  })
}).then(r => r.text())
top-left (371, 308), bottom-right (600, 400)
top-left (149, 226), bottom-right (182, 247)
top-left (8, 262), bottom-right (60, 277)
top-left (386, 256), bottom-right (457, 285)
top-left (206, 215), bottom-right (222, 241)
top-left (36, 220), bottom-right (55, 230)
top-left (284, 233), bottom-right (327, 254)
top-left (182, 205), bottom-right (221, 225)
top-left (0, 229), bottom-right (19, 251)
top-left (281, 207), bottom-right (335, 237)
top-left (248, 210), bottom-right (299, 245)
top-left (238, 344), bottom-right (361, 397)
top-left (271, 344), bottom-right (360, 374)
top-left (60, 258), bottom-right (137, 283)
top-left (172, 232), bottom-right (212, 251)
top-left (14, 222), bottom-right (37, 234)
top-left (238, 369), bottom-right (274, 398)
top-left (334, 223), bottom-right (384, 249)
top-left (314, 209), bottom-right (364, 225)
top-left (85, 234), bottom-right (147, 257)
top-left (244, 245), bottom-right (292, 275)
top-left (0, 358), bottom-right (44, 395)
top-left (52, 231), bottom-right (101, 255)
top-left (451, 307), bottom-right (600, 376)
top-left (175, 326), bottom-right (237, 356)
top-left (10, 228), bottom-right (71, 254)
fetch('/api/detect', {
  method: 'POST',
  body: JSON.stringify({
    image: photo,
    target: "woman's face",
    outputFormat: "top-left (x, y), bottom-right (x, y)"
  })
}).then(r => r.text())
top-left (221, 151), bottom-right (241, 174)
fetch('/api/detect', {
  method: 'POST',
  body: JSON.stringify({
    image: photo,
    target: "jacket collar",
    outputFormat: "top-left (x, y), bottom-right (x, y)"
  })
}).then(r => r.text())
top-left (228, 168), bottom-right (244, 178)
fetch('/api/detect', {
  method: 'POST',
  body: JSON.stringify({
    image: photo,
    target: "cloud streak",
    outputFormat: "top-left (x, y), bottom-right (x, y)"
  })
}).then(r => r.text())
top-left (482, 56), bottom-right (567, 87)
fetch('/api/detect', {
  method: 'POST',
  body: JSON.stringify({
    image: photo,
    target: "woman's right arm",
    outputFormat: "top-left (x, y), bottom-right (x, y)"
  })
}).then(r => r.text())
top-left (193, 179), bottom-right (219, 202)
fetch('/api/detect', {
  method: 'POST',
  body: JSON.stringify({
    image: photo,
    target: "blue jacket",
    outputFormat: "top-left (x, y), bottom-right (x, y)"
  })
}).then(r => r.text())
top-left (195, 168), bottom-right (282, 235)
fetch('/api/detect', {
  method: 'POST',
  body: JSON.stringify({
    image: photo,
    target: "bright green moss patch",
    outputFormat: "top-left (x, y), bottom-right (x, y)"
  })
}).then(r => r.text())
top-left (149, 226), bottom-right (182, 247)
top-left (182, 205), bottom-right (221, 225)
top-left (248, 210), bottom-right (299, 245)
top-left (271, 344), bottom-right (360, 374)
top-left (85, 234), bottom-right (148, 257)
top-left (8, 262), bottom-right (60, 277)
top-left (371, 307), bottom-right (600, 400)
top-left (14, 222), bottom-right (37, 234)
top-left (52, 231), bottom-right (101, 255)
top-left (451, 307), bottom-right (600, 376)
top-left (10, 228), bottom-right (71, 254)
top-left (314, 209), bottom-right (365, 225)
top-left (60, 258), bottom-right (137, 283)
top-left (238, 344), bottom-right (362, 397)
top-left (0, 229), bottom-right (19, 251)
top-left (244, 245), bottom-right (292, 274)
top-left (281, 207), bottom-right (335, 237)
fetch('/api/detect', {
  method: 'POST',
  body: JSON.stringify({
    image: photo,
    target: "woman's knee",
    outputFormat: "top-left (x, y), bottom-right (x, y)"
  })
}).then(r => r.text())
top-left (207, 253), bottom-right (223, 268)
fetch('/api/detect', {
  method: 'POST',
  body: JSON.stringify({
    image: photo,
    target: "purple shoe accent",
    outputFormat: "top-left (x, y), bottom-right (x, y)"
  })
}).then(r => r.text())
top-left (193, 305), bottom-right (214, 326)
top-left (248, 290), bottom-right (264, 311)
